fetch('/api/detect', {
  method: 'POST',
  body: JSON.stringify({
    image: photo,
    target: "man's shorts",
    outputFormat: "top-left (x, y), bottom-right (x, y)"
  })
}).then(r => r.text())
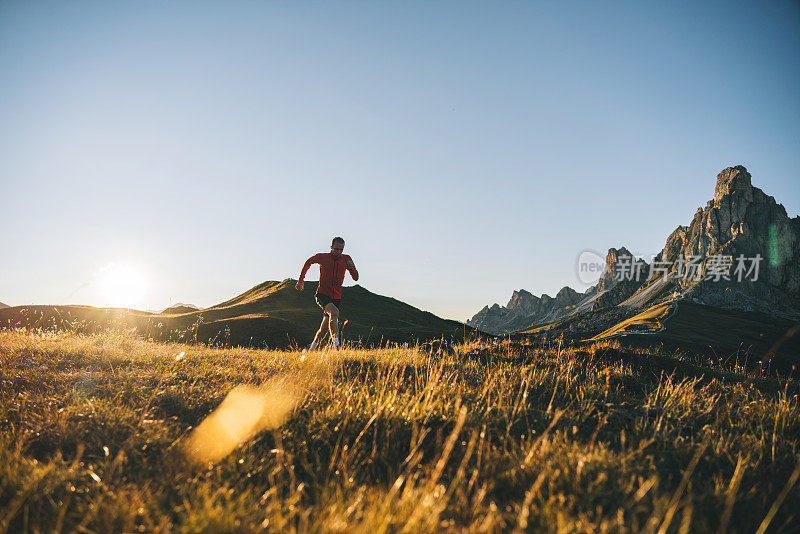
top-left (315, 293), bottom-right (341, 313)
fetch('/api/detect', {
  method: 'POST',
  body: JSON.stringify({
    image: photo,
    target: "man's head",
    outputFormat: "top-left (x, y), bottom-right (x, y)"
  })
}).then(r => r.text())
top-left (331, 237), bottom-right (345, 257)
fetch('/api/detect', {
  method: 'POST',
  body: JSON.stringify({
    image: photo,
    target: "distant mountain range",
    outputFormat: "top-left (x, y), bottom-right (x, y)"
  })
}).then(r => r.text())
top-left (0, 280), bottom-right (473, 348)
top-left (468, 165), bottom-right (799, 368)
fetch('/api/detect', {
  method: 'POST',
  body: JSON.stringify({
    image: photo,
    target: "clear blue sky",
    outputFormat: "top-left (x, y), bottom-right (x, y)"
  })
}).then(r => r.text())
top-left (2, 0), bottom-right (798, 320)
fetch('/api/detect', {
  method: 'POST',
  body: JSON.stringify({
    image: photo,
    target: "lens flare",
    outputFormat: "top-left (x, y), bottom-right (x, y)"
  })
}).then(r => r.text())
top-left (183, 363), bottom-right (331, 465)
top-left (768, 223), bottom-right (781, 268)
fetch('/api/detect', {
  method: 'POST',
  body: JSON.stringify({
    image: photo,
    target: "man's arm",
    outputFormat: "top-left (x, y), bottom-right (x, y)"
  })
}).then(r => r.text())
top-left (346, 256), bottom-right (359, 281)
top-left (296, 253), bottom-right (322, 290)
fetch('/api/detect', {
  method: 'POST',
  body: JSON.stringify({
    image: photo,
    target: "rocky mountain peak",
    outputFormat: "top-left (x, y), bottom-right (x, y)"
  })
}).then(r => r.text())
top-left (605, 247), bottom-right (636, 273)
top-left (657, 165), bottom-right (799, 315)
top-left (608, 246), bottom-right (631, 260)
top-left (596, 247), bottom-right (648, 292)
top-left (506, 289), bottom-right (540, 315)
top-left (555, 286), bottom-right (583, 304)
top-left (714, 165), bottom-right (753, 204)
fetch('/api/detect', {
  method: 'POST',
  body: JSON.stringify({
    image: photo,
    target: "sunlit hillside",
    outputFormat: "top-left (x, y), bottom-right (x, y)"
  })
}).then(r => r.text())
top-left (1, 328), bottom-right (798, 532)
top-left (0, 280), bottom-right (473, 349)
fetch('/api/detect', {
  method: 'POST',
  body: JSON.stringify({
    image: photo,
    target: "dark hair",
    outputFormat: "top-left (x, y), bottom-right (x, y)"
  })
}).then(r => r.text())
top-left (332, 236), bottom-right (345, 246)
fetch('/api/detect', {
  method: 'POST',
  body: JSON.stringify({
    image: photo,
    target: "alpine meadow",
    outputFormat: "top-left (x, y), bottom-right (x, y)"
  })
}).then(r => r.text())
top-left (2, 1), bottom-right (800, 532)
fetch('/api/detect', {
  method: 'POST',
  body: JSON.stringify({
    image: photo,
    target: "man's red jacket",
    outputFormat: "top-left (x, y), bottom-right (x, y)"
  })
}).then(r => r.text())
top-left (299, 253), bottom-right (359, 299)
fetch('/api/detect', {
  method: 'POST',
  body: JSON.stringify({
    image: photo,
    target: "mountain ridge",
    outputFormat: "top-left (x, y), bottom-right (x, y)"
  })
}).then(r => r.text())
top-left (468, 165), bottom-right (800, 336)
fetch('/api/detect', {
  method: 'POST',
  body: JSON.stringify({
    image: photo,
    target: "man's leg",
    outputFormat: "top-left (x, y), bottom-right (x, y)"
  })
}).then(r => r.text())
top-left (310, 314), bottom-right (329, 349)
top-left (324, 303), bottom-right (340, 348)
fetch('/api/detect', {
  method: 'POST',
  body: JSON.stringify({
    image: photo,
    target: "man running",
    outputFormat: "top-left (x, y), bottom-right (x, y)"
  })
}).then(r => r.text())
top-left (296, 237), bottom-right (359, 349)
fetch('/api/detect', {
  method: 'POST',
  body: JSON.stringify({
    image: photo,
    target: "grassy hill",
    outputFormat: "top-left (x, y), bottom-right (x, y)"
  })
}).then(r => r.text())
top-left (601, 302), bottom-right (800, 372)
top-left (590, 301), bottom-right (678, 339)
top-left (161, 304), bottom-right (198, 314)
top-left (0, 280), bottom-right (474, 348)
top-left (516, 300), bottom-right (800, 372)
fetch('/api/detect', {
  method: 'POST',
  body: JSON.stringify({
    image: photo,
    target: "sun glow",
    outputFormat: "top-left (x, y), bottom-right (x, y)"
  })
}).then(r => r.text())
top-left (98, 263), bottom-right (148, 309)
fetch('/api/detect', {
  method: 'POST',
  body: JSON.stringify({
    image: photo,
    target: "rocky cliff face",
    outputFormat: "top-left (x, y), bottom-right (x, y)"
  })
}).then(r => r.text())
top-left (589, 247), bottom-right (650, 310)
top-left (595, 247), bottom-right (647, 292)
top-left (656, 166), bottom-right (799, 315)
top-left (468, 165), bottom-right (799, 335)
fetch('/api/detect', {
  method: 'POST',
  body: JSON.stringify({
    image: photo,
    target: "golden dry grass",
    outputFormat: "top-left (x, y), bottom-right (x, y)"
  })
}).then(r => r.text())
top-left (1, 328), bottom-right (798, 532)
